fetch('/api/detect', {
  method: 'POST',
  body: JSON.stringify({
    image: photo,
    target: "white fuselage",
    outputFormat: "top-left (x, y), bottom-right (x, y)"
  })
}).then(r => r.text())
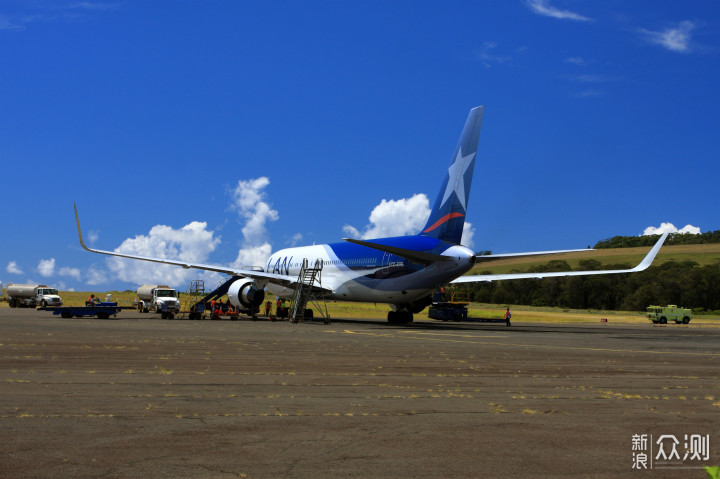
top-left (263, 242), bottom-right (475, 305)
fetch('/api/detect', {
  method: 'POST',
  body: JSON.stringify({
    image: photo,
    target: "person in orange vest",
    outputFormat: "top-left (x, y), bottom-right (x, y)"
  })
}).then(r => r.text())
top-left (86, 294), bottom-right (95, 306)
top-left (276, 297), bottom-right (282, 316)
top-left (265, 301), bottom-right (272, 316)
top-left (504, 307), bottom-right (512, 327)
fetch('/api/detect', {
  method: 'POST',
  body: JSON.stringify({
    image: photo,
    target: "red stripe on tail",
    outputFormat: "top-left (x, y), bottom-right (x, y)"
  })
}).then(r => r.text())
top-left (422, 212), bottom-right (464, 233)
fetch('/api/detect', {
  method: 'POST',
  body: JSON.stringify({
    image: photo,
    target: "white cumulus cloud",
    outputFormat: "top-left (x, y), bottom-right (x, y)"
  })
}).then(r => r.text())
top-left (231, 177), bottom-right (279, 244)
top-left (37, 258), bottom-right (56, 277)
top-left (58, 266), bottom-right (82, 280)
top-left (642, 222), bottom-right (701, 236)
top-left (108, 221), bottom-right (221, 287)
top-left (525, 0), bottom-right (590, 22)
top-left (85, 268), bottom-right (109, 286)
top-left (87, 230), bottom-right (99, 245)
top-left (342, 194), bottom-right (476, 248)
top-left (344, 194), bottom-right (431, 240)
top-left (461, 223), bottom-right (475, 249)
top-left (233, 243), bottom-right (273, 269)
top-left (6, 261), bottom-right (24, 275)
top-left (639, 20), bottom-right (695, 53)
top-left (229, 177), bottom-right (280, 268)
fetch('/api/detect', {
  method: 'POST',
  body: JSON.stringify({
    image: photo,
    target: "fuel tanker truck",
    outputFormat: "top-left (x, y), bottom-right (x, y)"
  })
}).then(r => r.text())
top-left (136, 284), bottom-right (179, 319)
top-left (7, 284), bottom-right (63, 308)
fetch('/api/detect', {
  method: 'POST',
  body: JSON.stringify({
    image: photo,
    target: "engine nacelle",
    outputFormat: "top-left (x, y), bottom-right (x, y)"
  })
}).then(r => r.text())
top-left (227, 278), bottom-right (265, 309)
top-left (392, 295), bottom-right (433, 314)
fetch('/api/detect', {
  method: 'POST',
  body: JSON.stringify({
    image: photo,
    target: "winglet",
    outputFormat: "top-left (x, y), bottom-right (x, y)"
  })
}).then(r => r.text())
top-left (74, 203), bottom-right (92, 252)
top-left (631, 231), bottom-right (669, 272)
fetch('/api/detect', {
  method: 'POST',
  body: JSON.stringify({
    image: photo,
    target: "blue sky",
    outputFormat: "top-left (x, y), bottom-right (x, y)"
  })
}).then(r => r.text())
top-left (2, 1), bottom-right (718, 292)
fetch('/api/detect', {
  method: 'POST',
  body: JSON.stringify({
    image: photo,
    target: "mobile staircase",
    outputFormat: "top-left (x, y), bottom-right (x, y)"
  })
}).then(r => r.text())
top-left (177, 276), bottom-right (240, 319)
top-left (177, 280), bottom-right (206, 320)
top-left (290, 259), bottom-right (330, 324)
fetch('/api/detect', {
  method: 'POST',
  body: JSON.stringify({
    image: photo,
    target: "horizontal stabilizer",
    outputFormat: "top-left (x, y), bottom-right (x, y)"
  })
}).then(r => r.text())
top-left (342, 238), bottom-right (454, 265)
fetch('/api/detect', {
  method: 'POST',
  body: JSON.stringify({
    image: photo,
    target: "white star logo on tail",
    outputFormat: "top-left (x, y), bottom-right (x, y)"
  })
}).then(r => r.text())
top-left (440, 148), bottom-right (476, 210)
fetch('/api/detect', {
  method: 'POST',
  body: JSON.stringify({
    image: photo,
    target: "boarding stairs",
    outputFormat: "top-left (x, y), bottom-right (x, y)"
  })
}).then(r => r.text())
top-left (176, 276), bottom-right (240, 319)
top-left (177, 279), bottom-right (206, 320)
top-left (290, 259), bottom-right (330, 324)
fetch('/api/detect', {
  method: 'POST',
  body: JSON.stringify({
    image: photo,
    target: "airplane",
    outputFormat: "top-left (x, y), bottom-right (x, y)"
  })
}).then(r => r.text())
top-left (74, 105), bottom-right (669, 323)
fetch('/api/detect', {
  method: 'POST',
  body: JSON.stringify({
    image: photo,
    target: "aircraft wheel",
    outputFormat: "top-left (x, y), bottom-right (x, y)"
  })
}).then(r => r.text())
top-left (304, 309), bottom-right (313, 319)
top-left (387, 311), bottom-right (412, 324)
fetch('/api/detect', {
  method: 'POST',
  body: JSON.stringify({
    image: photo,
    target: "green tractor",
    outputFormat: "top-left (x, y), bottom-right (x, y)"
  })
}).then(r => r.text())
top-left (646, 305), bottom-right (692, 324)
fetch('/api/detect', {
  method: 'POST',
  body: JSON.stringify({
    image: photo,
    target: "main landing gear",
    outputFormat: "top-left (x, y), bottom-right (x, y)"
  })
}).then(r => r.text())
top-left (387, 311), bottom-right (413, 324)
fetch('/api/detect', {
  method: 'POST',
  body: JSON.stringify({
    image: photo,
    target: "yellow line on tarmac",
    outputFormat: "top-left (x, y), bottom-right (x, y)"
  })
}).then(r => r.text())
top-left (400, 331), bottom-right (509, 339)
top-left (333, 329), bottom-right (720, 358)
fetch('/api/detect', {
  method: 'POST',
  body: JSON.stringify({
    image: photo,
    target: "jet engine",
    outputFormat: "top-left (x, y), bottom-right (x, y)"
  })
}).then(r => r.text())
top-left (227, 278), bottom-right (265, 310)
top-left (406, 295), bottom-right (433, 314)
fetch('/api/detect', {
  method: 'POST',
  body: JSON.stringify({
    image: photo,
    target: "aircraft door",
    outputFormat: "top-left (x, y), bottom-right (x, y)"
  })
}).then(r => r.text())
top-left (380, 252), bottom-right (392, 277)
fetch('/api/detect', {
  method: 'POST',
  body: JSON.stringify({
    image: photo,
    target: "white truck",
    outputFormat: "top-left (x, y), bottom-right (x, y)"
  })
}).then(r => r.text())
top-left (136, 284), bottom-right (180, 319)
top-left (7, 284), bottom-right (63, 308)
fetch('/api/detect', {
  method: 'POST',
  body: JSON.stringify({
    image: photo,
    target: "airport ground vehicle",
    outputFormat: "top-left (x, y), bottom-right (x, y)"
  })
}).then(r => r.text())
top-left (7, 284), bottom-right (63, 308)
top-left (427, 291), bottom-right (510, 325)
top-left (39, 302), bottom-right (130, 319)
top-left (136, 285), bottom-right (179, 319)
top-left (428, 291), bottom-right (469, 321)
top-left (646, 305), bottom-right (692, 324)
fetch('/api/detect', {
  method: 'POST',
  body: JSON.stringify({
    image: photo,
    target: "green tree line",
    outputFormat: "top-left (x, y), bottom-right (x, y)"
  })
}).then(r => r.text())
top-left (456, 260), bottom-right (720, 313)
top-left (595, 230), bottom-right (720, 249)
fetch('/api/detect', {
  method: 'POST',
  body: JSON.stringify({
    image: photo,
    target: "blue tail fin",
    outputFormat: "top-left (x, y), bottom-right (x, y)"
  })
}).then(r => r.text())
top-left (420, 105), bottom-right (485, 245)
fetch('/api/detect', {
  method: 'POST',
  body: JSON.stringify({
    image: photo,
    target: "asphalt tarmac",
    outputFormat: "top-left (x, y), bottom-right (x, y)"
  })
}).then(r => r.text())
top-left (1, 307), bottom-right (718, 478)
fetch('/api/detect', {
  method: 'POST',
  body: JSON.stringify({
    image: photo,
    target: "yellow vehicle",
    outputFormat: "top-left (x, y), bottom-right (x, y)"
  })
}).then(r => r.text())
top-left (646, 305), bottom-right (692, 324)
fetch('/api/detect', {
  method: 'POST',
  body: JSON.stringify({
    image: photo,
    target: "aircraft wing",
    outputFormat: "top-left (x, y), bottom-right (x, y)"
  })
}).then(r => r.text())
top-left (475, 247), bottom-right (593, 261)
top-left (452, 232), bottom-right (668, 283)
top-left (74, 204), bottom-right (329, 291)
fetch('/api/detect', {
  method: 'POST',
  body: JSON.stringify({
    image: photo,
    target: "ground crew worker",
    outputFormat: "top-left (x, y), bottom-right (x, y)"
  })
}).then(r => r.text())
top-left (276, 298), bottom-right (282, 316)
top-left (86, 294), bottom-right (95, 306)
top-left (210, 299), bottom-right (216, 314)
top-left (265, 301), bottom-right (272, 316)
top-left (504, 307), bottom-right (512, 327)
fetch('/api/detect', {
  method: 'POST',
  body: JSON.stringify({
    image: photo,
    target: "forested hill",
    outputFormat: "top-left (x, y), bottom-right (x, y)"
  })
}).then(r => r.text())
top-left (594, 230), bottom-right (720, 249)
